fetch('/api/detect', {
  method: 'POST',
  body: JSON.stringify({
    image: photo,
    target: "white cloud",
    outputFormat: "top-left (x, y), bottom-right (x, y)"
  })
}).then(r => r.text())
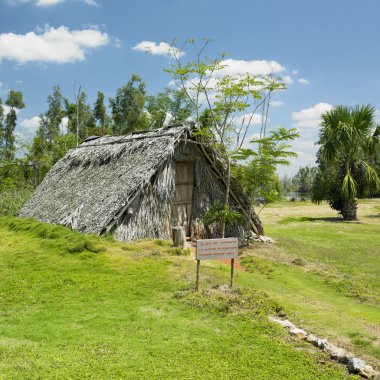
top-left (217, 59), bottom-right (294, 85)
top-left (132, 41), bottom-right (183, 57)
top-left (15, 80), bottom-right (23, 84)
top-left (82, 0), bottom-right (99, 6)
top-left (298, 78), bottom-right (309, 85)
top-left (292, 103), bottom-right (333, 129)
top-left (20, 116), bottom-right (40, 131)
top-left (0, 25), bottom-right (109, 64)
top-left (282, 75), bottom-right (293, 84)
top-left (291, 69), bottom-right (298, 75)
top-left (271, 100), bottom-right (284, 107)
top-left (289, 139), bottom-right (318, 171)
top-left (218, 58), bottom-right (285, 76)
top-left (3, 105), bottom-right (21, 116)
top-left (235, 113), bottom-right (267, 126)
top-left (36, 0), bottom-right (64, 7)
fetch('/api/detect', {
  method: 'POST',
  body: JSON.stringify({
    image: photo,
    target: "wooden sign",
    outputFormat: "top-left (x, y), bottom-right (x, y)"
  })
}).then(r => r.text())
top-left (195, 238), bottom-right (238, 291)
top-left (196, 238), bottom-right (238, 260)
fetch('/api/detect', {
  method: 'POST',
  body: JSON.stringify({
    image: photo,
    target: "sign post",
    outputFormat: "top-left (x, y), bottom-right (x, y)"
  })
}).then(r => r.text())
top-left (195, 259), bottom-right (201, 291)
top-left (230, 258), bottom-right (235, 288)
top-left (195, 238), bottom-right (238, 291)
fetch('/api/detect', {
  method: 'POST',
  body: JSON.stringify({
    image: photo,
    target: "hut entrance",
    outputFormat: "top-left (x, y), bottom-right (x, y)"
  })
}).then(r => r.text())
top-left (172, 161), bottom-right (194, 236)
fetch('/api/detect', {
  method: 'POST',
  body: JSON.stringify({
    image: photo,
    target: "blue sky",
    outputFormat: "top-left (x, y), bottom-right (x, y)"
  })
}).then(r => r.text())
top-left (0, 0), bottom-right (379, 175)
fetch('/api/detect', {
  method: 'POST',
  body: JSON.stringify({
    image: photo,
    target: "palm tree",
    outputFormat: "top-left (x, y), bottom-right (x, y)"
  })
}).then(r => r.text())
top-left (312, 105), bottom-right (380, 220)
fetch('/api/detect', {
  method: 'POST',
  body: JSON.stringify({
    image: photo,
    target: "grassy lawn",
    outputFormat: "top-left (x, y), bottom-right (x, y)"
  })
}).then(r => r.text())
top-left (0, 217), bottom-right (356, 379)
top-left (240, 199), bottom-right (380, 368)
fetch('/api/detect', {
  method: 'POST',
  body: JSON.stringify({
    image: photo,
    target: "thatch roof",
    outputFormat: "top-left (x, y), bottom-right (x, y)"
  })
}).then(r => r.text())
top-left (20, 123), bottom-right (263, 236)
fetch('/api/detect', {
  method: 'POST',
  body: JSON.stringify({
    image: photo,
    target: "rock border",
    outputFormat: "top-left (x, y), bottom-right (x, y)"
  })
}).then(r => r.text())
top-left (268, 316), bottom-right (379, 379)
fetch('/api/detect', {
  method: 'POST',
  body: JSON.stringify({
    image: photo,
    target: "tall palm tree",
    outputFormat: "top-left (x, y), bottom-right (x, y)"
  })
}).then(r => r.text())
top-left (312, 105), bottom-right (380, 220)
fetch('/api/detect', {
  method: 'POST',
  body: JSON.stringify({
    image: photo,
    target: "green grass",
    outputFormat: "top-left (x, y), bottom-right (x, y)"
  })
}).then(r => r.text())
top-left (240, 199), bottom-right (380, 367)
top-left (0, 217), bottom-right (355, 379)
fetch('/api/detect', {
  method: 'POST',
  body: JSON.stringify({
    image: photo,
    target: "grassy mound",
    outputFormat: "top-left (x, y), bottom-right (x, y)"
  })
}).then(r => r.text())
top-left (0, 217), bottom-right (354, 379)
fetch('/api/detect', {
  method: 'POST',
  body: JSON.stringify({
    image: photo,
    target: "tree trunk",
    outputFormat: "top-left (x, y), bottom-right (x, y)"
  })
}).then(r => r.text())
top-left (221, 156), bottom-right (231, 239)
top-left (340, 199), bottom-right (357, 220)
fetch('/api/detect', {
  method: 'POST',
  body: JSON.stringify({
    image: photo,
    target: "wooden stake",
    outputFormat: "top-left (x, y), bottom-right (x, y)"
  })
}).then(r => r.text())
top-left (195, 259), bottom-right (200, 291)
top-left (230, 258), bottom-right (235, 288)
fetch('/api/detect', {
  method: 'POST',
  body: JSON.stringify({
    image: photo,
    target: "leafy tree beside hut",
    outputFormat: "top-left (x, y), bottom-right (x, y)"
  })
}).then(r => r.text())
top-left (19, 123), bottom-right (263, 241)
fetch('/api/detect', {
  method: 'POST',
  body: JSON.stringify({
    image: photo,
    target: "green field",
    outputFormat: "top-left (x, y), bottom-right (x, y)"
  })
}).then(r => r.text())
top-left (240, 199), bottom-right (380, 368)
top-left (0, 216), bottom-right (358, 379)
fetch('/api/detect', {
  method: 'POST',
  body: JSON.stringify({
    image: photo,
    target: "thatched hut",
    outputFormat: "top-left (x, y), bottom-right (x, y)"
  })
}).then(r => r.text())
top-left (19, 123), bottom-right (263, 241)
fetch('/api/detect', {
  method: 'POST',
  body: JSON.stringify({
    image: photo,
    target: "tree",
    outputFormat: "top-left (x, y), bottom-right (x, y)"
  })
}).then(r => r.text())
top-left (234, 128), bottom-right (299, 206)
top-left (110, 74), bottom-right (148, 134)
top-left (146, 88), bottom-right (194, 129)
top-left (312, 105), bottom-right (380, 220)
top-left (3, 90), bottom-right (25, 162)
top-left (33, 87), bottom-right (64, 152)
top-left (63, 98), bottom-right (77, 135)
top-left (76, 91), bottom-right (96, 140)
top-left (293, 166), bottom-right (317, 194)
top-left (46, 85), bottom-right (64, 138)
top-left (29, 86), bottom-right (79, 185)
top-left (0, 98), bottom-right (5, 161)
top-left (166, 39), bottom-right (285, 236)
top-left (93, 91), bottom-right (109, 135)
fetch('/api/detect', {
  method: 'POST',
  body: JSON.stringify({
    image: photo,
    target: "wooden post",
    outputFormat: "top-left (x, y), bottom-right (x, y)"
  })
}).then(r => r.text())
top-left (172, 226), bottom-right (186, 248)
top-left (195, 259), bottom-right (200, 291)
top-left (230, 258), bottom-right (235, 288)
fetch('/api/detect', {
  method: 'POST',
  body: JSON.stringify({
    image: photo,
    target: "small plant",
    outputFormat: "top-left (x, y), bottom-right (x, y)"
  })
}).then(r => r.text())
top-left (171, 247), bottom-right (190, 256)
top-left (174, 285), bottom-right (283, 319)
top-left (203, 202), bottom-right (243, 230)
top-left (292, 257), bottom-right (306, 266)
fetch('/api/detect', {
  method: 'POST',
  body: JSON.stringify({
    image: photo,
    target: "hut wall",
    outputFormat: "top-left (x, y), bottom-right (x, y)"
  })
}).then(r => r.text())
top-left (114, 140), bottom-right (248, 242)
top-left (174, 142), bottom-right (246, 240)
top-left (113, 160), bottom-right (175, 241)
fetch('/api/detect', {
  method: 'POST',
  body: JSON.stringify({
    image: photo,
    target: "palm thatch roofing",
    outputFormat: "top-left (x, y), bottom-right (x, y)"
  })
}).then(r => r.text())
top-left (19, 123), bottom-right (263, 238)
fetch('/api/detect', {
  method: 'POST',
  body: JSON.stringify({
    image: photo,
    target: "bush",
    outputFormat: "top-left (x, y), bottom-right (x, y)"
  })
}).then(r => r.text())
top-left (0, 187), bottom-right (33, 217)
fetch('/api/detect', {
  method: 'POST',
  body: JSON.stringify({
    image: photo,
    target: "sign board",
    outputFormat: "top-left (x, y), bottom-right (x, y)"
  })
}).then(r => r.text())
top-left (196, 238), bottom-right (238, 260)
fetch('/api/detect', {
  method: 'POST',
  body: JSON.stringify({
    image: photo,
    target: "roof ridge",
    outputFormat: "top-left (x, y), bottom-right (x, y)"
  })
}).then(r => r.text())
top-left (77, 124), bottom-right (192, 149)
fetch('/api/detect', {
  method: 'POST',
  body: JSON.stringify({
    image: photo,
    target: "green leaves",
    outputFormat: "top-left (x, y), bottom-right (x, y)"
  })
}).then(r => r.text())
top-left (233, 127), bottom-right (299, 203)
top-left (313, 105), bottom-right (380, 219)
top-left (203, 202), bottom-right (243, 227)
top-left (341, 170), bottom-right (357, 199)
top-left (110, 74), bottom-right (148, 134)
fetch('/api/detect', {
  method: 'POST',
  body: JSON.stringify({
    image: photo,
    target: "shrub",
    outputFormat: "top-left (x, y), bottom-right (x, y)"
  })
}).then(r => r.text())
top-left (0, 187), bottom-right (33, 217)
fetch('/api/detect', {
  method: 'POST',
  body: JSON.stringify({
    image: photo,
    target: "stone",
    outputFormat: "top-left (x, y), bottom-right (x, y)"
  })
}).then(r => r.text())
top-left (315, 338), bottom-right (328, 349)
top-left (323, 342), bottom-right (346, 361)
top-left (259, 236), bottom-right (273, 244)
top-left (289, 328), bottom-right (307, 340)
top-left (347, 357), bottom-right (366, 374)
top-left (359, 365), bottom-right (376, 379)
top-left (339, 351), bottom-right (355, 364)
top-left (268, 317), bottom-right (296, 329)
top-left (306, 334), bottom-right (318, 344)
